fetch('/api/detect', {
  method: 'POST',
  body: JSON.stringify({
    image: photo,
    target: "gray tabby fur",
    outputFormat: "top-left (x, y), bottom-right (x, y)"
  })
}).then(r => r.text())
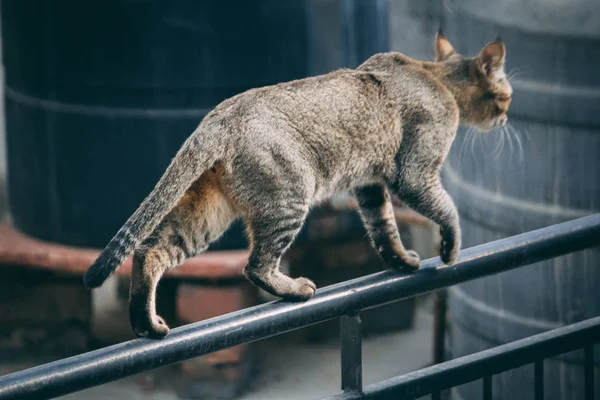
top-left (84, 33), bottom-right (512, 338)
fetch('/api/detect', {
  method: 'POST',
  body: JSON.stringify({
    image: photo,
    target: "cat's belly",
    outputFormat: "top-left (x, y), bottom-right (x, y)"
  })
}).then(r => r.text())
top-left (312, 173), bottom-right (382, 204)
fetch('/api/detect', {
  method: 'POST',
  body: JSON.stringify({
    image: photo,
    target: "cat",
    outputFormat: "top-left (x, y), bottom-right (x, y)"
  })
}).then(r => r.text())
top-left (83, 32), bottom-right (512, 338)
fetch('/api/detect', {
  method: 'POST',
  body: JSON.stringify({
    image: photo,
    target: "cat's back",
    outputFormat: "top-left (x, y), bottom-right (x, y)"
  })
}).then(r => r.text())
top-left (207, 68), bottom-right (391, 126)
top-left (256, 68), bottom-right (391, 119)
top-left (200, 68), bottom-right (399, 189)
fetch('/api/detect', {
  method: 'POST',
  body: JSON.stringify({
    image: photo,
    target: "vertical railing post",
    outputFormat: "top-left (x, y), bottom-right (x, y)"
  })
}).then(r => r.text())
top-left (483, 376), bottom-right (492, 400)
top-left (433, 289), bottom-right (448, 364)
top-left (584, 346), bottom-right (594, 400)
top-left (341, 312), bottom-right (363, 395)
top-left (534, 360), bottom-right (544, 400)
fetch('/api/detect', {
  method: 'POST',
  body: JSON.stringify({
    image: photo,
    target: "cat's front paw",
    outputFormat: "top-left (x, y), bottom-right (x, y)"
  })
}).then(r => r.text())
top-left (403, 249), bottom-right (421, 269)
top-left (382, 245), bottom-right (421, 271)
top-left (440, 225), bottom-right (461, 265)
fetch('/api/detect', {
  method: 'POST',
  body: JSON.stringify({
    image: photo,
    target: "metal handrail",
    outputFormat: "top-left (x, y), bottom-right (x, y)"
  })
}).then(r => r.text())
top-left (0, 214), bottom-right (599, 400)
top-left (326, 315), bottom-right (600, 399)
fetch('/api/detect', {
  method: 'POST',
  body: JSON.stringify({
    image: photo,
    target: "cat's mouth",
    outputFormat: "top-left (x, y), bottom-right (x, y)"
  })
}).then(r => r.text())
top-left (496, 115), bottom-right (508, 127)
top-left (476, 115), bottom-right (508, 132)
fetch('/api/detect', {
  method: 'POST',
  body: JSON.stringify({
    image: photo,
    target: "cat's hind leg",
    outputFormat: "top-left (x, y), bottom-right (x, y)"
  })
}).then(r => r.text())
top-left (129, 168), bottom-right (237, 338)
top-left (243, 201), bottom-right (315, 301)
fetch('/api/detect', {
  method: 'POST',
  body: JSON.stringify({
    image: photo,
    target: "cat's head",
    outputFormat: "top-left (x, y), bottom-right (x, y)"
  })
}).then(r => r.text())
top-left (434, 31), bottom-right (512, 131)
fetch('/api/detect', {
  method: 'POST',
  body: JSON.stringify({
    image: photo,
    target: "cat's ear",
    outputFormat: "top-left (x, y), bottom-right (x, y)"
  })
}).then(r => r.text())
top-left (477, 38), bottom-right (506, 77)
top-left (435, 30), bottom-right (456, 62)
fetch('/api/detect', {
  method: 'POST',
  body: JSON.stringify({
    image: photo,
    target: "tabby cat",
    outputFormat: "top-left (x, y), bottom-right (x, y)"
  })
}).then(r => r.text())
top-left (84, 32), bottom-right (512, 338)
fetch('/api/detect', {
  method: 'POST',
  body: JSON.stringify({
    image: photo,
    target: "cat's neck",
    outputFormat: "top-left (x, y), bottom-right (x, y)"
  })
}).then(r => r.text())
top-left (420, 60), bottom-right (471, 117)
top-left (421, 61), bottom-right (460, 98)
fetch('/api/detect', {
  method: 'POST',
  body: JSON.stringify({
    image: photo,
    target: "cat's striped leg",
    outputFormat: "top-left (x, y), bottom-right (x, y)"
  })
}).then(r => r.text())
top-left (129, 170), bottom-right (237, 338)
top-left (243, 202), bottom-right (315, 300)
top-left (354, 184), bottom-right (420, 271)
top-left (392, 175), bottom-right (460, 266)
top-left (129, 234), bottom-right (174, 338)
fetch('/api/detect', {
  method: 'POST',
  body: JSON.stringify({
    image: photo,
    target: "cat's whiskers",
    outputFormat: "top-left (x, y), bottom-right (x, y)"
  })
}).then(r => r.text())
top-left (470, 126), bottom-right (480, 161)
top-left (506, 124), bottom-right (516, 163)
top-left (490, 127), bottom-right (505, 160)
top-left (457, 128), bottom-right (469, 170)
top-left (506, 122), bottom-right (525, 164)
top-left (508, 121), bottom-right (532, 145)
top-left (499, 127), bottom-right (508, 159)
top-left (506, 71), bottom-right (522, 81)
top-left (506, 66), bottom-right (532, 82)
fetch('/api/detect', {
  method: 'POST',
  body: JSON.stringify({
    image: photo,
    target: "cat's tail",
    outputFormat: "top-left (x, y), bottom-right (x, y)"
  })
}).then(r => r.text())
top-left (83, 125), bottom-right (223, 289)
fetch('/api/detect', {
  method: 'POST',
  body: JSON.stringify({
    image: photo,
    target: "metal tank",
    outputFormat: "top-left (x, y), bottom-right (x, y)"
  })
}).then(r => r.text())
top-left (2, 0), bottom-right (388, 249)
top-left (441, 0), bottom-right (600, 398)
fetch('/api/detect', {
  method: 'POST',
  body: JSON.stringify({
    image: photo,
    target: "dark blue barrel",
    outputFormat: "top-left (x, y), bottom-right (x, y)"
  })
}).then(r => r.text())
top-left (442, 0), bottom-right (600, 399)
top-left (2, 0), bottom-right (388, 249)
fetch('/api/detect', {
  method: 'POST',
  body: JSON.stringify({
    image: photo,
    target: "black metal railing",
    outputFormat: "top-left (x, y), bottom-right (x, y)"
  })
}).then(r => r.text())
top-left (0, 214), bottom-right (599, 400)
top-left (327, 315), bottom-right (599, 399)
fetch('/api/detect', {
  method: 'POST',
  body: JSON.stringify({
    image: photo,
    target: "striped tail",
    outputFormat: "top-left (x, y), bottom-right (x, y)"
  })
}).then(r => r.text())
top-left (83, 130), bottom-right (220, 288)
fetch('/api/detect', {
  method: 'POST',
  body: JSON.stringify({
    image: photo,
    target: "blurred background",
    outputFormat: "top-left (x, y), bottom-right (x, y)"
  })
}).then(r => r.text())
top-left (0, 1), bottom-right (598, 399)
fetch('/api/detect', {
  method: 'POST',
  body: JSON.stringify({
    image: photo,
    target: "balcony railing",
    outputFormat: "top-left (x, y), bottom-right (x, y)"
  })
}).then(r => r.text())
top-left (0, 214), bottom-right (598, 400)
